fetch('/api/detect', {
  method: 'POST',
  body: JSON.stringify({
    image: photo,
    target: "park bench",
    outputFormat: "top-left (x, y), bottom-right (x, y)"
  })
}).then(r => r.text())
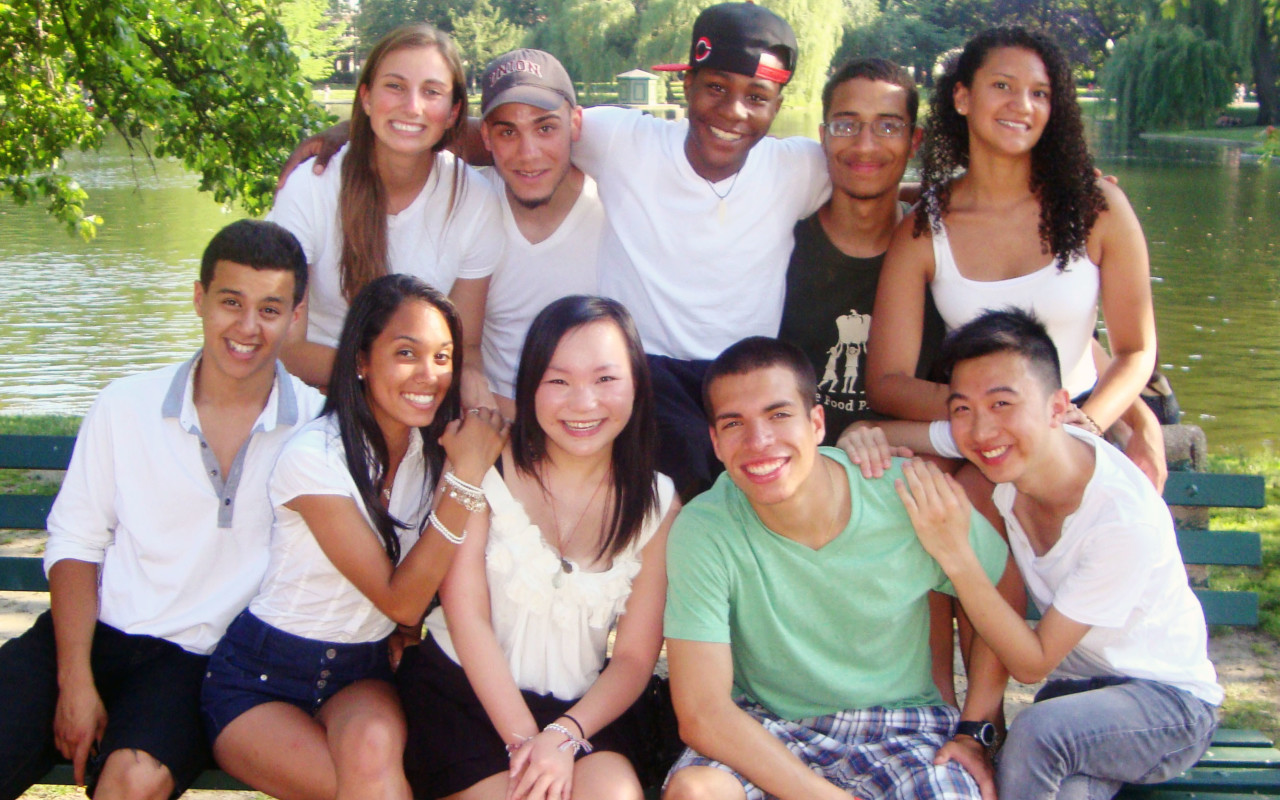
top-left (0, 432), bottom-right (1274, 797)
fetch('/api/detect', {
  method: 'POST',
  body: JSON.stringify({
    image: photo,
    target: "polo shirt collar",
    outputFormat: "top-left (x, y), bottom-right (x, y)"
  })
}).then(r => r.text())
top-left (161, 351), bottom-right (300, 433)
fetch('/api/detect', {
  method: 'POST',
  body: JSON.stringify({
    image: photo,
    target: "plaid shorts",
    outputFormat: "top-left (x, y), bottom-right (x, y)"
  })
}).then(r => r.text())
top-left (665, 699), bottom-right (980, 800)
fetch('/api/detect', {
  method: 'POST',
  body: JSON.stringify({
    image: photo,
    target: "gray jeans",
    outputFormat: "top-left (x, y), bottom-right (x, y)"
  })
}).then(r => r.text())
top-left (997, 676), bottom-right (1219, 800)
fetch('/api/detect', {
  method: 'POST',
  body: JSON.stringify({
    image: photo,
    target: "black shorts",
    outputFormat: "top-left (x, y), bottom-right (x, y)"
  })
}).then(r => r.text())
top-left (0, 610), bottom-right (212, 799)
top-left (397, 634), bottom-right (648, 800)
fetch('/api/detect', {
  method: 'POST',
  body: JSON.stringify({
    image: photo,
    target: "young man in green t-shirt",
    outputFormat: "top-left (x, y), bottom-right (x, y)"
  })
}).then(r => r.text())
top-left (662, 336), bottom-right (1013, 800)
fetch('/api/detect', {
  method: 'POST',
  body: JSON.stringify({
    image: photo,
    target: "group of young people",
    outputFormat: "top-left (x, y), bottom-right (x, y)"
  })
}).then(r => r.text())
top-left (0, 4), bottom-right (1222, 800)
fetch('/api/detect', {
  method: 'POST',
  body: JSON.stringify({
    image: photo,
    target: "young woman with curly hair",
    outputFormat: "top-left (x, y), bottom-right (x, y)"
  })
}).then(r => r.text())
top-left (865, 27), bottom-right (1161, 482)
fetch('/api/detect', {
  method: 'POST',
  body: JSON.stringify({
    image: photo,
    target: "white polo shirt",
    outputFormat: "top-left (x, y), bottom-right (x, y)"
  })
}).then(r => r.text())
top-left (44, 354), bottom-right (325, 655)
top-left (574, 106), bottom-right (829, 360)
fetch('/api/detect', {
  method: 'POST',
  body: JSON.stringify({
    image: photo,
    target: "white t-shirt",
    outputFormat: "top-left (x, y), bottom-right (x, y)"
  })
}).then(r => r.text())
top-left (575, 107), bottom-right (829, 360)
top-left (250, 414), bottom-right (431, 644)
top-left (267, 145), bottom-right (505, 348)
top-left (992, 426), bottom-right (1223, 705)
top-left (44, 355), bottom-right (324, 655)
top-left (478, 166), bottom-right (603, 400)
top-left (426, 469), bottom-right (676, 700)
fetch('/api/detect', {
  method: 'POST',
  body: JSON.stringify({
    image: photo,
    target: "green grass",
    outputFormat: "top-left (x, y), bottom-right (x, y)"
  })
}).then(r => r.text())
top-left (1204, 449), bottom-right (1280, 639)
top-left (0, 415), bottom-right (81, 436)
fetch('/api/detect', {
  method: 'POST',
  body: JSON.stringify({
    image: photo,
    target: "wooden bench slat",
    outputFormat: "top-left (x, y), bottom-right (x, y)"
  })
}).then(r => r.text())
top-left (1213, 729), bottom-right (1276, 748)
top-left (1164, 472), bottom-right (1266, 509)
top-left (1177, 529), bottom-right (1263, 566)
top-left (1156, 766), bottom-right (1280, 793)
top-left (1195, 589), bottom-right (1261, 627)
top-left (0, 556), bottom-right (49, 592)
top-left (0, 435), bottom-right (75, 471)
top-left (1197, 746), bottom-right (1280, 767)
top-left (0, 495), bottom-right (55, 531)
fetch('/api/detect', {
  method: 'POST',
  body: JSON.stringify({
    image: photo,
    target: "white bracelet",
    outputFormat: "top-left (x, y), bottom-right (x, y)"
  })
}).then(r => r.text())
top-left (443, 471), bottom-right (488, 513)
top-left (543, 722), bottom-right (593, 755)
top-left (428, 511), bottom-right (466, 545)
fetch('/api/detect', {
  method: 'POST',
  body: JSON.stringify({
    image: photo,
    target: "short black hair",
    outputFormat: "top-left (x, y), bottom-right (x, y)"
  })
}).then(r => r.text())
top-left (702, 336), bottom-right (816, 423)
top-left (200, 219), bottom-right (308, 306)
top-left (937, 308), bottom-right (1062, 392)
top-left (822, 57), bottom-right (918, 126)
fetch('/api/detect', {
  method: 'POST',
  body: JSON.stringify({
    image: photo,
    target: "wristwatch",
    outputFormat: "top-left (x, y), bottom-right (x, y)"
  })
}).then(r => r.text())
top-left (955, 720), bottom-right (997, 747)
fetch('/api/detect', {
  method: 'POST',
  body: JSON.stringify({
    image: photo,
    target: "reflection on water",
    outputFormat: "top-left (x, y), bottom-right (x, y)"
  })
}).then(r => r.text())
top-left (0, 138), bottom-right (244, 413)
top-left (1, 123), bottom-right (1276, 451)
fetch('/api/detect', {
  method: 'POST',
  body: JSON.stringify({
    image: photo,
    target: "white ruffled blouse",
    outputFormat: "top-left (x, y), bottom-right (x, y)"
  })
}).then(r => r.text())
top-left (426, 467), bottom-right (675, 700)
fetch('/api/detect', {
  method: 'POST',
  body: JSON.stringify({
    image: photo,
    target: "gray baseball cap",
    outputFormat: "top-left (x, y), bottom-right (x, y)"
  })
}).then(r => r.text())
top-left (480, 49), bottom-right (577, 118)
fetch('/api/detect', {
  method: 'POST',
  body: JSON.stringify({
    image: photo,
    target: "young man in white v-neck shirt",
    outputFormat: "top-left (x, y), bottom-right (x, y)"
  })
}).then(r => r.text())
top-left (0, 221), bottom-right (324, 800)
top-left (474, 49), bottom-right (605, 420)
top-left (573, 3), bottom-right (829, 501)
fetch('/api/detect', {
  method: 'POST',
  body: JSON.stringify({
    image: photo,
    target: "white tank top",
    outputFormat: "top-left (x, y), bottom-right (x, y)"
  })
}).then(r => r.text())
top-left (929, 217), bottom-right (1100, 397)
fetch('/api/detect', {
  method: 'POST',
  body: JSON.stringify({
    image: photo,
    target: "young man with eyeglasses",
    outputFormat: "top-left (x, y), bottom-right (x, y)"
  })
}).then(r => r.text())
top-left (780, 59), bottom-right (944, 446)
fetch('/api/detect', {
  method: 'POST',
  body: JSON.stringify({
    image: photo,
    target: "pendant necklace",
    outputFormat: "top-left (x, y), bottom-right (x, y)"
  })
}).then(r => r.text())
top-left (545, 466), bottom-right (609, 588)
top-left (705, 171), bottom-right (740, 225)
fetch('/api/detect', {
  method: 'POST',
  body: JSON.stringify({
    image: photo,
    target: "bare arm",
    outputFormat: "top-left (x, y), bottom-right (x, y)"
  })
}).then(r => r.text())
top-left (866, 214), bottom-right (951, 420)
top-left (667, 639), bottom-right (851, 800)
top-left (49, 559), bottom-right (107, 786)
top-left (279, 294), bottom-right (336, 391)
top-left (897, 460), bottom-right (1090, 684)
top-left (448, 276), bottom-right (496, 411)
top-left (291, 409), bottom-right (508, 626)
top-left (1084, 180), bottom-right (1157, 431)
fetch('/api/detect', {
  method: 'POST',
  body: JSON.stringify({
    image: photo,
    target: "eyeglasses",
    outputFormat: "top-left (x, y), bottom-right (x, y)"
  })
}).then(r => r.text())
top-left (822, 118), bottom-right (910, 138)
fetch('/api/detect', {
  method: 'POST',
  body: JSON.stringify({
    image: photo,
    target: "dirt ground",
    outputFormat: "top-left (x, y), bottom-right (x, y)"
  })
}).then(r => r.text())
top-left (5, 524), bottom-right (1277, 800)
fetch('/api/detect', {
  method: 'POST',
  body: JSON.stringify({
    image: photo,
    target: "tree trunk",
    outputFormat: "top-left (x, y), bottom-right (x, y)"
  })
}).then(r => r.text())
top-left (1253, 9), bottom-right (1279, 125)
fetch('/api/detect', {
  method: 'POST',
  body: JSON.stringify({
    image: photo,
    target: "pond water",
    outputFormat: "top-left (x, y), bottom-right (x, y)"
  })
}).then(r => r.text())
top-left (1, 118), bottom-right (1277, 452)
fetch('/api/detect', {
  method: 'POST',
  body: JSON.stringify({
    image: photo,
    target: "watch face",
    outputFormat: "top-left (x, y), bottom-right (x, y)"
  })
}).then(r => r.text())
top-left (958, 721), bottom-right (996, 746)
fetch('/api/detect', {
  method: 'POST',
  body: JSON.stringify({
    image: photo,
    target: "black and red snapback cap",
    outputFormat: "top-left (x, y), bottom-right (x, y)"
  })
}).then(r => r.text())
top-left (653, 2), bottom-right (797, 85)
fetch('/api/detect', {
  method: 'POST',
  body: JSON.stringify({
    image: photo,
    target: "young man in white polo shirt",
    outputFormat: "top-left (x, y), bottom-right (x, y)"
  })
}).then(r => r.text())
top-left (475, 49), bottom-right (604, 420)
top-left (0, 220), bottom-right (324, 800)
top-left (892, 308), bottom-right (1220, 799)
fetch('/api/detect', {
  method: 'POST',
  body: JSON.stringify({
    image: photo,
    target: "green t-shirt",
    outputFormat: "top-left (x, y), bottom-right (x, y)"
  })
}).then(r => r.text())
top-left (664, 448), bottom-right (1008, 721)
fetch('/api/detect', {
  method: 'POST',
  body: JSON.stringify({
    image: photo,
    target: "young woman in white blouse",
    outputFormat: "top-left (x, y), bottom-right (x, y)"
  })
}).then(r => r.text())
top-left (201, 275), bottom-right (507, 800)
top-left (397, 296), bottom-right (680, 800)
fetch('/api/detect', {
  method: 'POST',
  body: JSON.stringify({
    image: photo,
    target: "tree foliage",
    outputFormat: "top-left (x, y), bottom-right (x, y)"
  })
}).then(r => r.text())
top-left (1101, 21), bottom-right (1233, 135)
top-left (449, 0), bottom-right (526, 81)
top-left (1, 0), bottom-right (332, 239)
top-left (278, 0), bottom-right (353, 81)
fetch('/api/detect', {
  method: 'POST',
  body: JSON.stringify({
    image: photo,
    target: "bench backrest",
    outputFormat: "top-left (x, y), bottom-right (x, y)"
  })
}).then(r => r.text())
top-left (0, 435), bottom-right (1268, 626)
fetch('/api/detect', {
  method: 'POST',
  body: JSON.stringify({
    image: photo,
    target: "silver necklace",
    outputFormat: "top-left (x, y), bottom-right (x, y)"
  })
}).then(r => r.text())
top-left (705, 171), bottom-right (740, 224)
top-left (545, 467), bottom-right (609, 588)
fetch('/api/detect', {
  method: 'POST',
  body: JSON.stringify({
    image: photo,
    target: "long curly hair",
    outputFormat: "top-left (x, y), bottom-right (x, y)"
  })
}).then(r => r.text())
top-left (915, 27), bottom-right (1106, 270)
top-left (339, 25), bottom-right (469, 302)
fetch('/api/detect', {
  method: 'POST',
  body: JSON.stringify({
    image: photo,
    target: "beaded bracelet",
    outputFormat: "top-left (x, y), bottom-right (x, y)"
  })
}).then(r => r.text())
top-left (443, 471), bottom-right (488, 514)
top-left (543, 722), bottom-right (594, 755)
top-left (428, 511), bottom-right (466, 545)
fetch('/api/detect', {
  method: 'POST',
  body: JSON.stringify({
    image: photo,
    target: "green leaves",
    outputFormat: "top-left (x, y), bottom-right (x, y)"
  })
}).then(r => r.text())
top-left (0, 0), bottom-right (335, 239)
top-left (1102, 21), bottom-right (1234, 136)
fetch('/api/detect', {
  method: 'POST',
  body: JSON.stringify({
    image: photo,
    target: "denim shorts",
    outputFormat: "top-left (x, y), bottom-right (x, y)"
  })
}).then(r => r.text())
top-left (200, 609), bottom-right (393, 743)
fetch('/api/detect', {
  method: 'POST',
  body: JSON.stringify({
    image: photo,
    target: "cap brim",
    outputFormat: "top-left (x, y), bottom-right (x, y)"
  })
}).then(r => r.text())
top-left (651, 63), bottom-right (690, 72)
top-left (481, 86), bottom-right (570, 117)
